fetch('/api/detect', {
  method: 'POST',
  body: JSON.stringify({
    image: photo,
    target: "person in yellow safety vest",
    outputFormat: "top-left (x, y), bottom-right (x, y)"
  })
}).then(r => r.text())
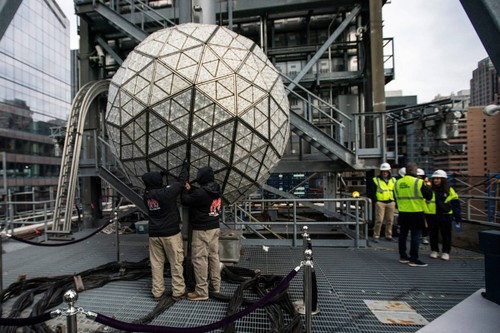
top-left (394, 162), bottom-right (433, 267)
top-left (417, 168), bottom-right (430, 245)
top-left (424, 170), bottom-right (462, 261)
top-left (371, 162), bottom-right (397, 243)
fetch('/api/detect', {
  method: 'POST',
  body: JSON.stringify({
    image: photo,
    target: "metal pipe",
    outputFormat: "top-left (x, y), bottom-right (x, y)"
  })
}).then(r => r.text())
top-left (32, 184), bottom-right (36, 214)
top-left (368, 0), bottom-right (386, 155)
top-left (193, 0), bottom-right (216, 25)
top-left (394, 121), bottom-right (399, 164)
top-left (355, 201), bottom-right (359, 248)
top-left (8, 189), bottom-right (13, 234)
top-left (260, 16), bottom-right (265, 51)
top-left (44, 203), bottom-right (48, 242)
top-left (227, 0), bottom-right (233, 30)
top-left (178, 0), bottom-right (192, 23)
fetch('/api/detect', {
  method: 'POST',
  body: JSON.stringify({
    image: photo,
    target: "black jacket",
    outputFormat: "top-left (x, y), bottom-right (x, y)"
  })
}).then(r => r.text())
top-left (181, 166), bottom-right (221, 231)
top-left (142, 163), bottom-right (188, 237)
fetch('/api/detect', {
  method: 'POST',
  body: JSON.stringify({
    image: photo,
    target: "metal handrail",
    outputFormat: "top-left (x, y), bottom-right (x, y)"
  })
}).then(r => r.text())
top-left (460, 194), bottom-right (500, 225)
top-left (229, 197), bottom-right (371, 247)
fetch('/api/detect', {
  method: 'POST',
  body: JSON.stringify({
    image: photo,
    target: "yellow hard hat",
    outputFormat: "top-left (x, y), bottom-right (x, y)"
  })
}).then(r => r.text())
top-left (352, 191), bottom-right (360, 198)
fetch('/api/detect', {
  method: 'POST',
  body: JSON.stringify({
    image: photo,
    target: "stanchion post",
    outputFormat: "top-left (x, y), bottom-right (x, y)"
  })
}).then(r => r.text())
top-left (302, 226), bottom-right (309, 251)
top-left (63, 289), bottom-right (79, 333)
top-left (303, 248), bottom-right (313, 333)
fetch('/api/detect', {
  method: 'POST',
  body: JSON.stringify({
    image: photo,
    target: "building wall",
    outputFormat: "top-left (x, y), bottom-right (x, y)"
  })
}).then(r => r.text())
top-left (470, 57), bottom-right (500, 106)
top-left (433, 117), bottom-right (468, 174)
top-left (0, 0), bottom-right (71, 193)
top-left (466, 107), bottom-right (500, 176)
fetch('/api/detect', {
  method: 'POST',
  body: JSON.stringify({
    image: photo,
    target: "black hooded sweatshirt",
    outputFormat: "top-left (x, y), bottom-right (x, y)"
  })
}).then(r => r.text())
top-left (142, 162), bottom-right (188, 237)
top-left (181, 166), bottom-right (221, 231)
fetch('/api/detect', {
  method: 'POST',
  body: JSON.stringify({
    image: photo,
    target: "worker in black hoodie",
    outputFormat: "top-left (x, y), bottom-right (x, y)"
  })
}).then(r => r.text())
top-left (181, 166), bottom-right (222, 301)
top-left (142, 161), bottom-right (188, 301)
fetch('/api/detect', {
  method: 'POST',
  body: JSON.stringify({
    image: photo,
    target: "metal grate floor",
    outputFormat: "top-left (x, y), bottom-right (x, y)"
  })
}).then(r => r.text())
top-left (1, 231), bottom-right (485, 332)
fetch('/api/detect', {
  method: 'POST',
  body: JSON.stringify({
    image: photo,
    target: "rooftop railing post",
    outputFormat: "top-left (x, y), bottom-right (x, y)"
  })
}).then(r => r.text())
top-left (355, 199), bottom-right (359, 248)
top-left (44, 202), bottom-right (48, 242)
top-left (32, 187), bottom-right (36, 217)
top-left (63, 289), bottom-right (78, 333)
top-left (7, 189), bottom-right (13, 233)
top-left (293, 200), bottom-right (298, 246)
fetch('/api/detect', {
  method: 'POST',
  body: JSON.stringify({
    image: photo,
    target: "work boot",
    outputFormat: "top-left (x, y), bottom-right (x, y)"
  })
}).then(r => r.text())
top-left (187, 292), bottom-right (208, 301)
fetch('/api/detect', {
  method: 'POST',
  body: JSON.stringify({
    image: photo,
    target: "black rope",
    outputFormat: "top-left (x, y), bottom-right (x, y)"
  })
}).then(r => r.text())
top-left (0, 311), bottom-right (54, 326)
top-left (92, 266), bottom-right (300, 333)
top-left (8, 220), bottom-right (113, 247)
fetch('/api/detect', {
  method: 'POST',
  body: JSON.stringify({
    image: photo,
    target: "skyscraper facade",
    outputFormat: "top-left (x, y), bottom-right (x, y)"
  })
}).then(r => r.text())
top-left (466, 107), bottom-right (500, 177)
top-left (470, 57), bottom-right (500, 106)
top-left (0, 0), bottom-right (71, 195)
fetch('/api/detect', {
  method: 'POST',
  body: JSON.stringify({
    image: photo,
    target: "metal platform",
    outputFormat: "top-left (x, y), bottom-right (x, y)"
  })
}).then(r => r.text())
top-left (1, 230), bottom-right (486, 332)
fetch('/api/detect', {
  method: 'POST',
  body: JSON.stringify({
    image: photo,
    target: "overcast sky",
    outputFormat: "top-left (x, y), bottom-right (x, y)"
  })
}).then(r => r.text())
top-left (383, 0), bottom-right (488, 102)
top-left (58, 0), bottom-right (489, 104)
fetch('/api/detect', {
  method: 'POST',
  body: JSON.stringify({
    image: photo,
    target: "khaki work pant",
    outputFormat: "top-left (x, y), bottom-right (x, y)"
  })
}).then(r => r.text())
top-left (192, 228), bottom-right (221, 297)
top-left (149, 232), bottom-right (186, 298)
top-left (373, 201), bottom-right (396, 238)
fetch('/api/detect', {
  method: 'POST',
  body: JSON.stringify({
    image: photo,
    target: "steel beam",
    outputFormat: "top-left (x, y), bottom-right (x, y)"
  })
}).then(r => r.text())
top-left (0, 0), bottom-right (22, 40)
top-left (287, 4), bottom-right (361, 92)
top-left (96, 37), bottom-right (123, 65)
top-left (93, 2), bottom-right (148, 42)
top-left (460, 0), bottom-right (500, 71)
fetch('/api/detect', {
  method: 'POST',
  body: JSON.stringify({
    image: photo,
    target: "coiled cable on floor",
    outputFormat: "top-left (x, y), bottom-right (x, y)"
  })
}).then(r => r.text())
top-left (1, 260), bottom-right (303, 333)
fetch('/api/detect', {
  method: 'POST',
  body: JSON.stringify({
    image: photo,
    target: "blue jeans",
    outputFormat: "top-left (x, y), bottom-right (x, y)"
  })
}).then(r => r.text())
top-left (398, 212), bottom-right (424, 261)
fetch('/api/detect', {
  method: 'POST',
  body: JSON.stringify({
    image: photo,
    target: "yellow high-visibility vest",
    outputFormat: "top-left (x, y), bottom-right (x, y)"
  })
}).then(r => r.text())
top-left (394, 176), bottom-right (425, 212)
top-left (373, 177), bottom-right (396, 201)
top-left (423, 187), bottom-right (459, 215)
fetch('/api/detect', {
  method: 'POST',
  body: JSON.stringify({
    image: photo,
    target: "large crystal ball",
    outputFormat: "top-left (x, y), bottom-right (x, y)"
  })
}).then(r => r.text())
top-left (105, 23), bottom-right (290, 204)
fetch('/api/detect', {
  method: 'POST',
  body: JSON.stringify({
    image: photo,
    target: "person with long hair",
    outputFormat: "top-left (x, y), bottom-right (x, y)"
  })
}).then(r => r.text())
top-left (424, 170), bottom-right (462, 261)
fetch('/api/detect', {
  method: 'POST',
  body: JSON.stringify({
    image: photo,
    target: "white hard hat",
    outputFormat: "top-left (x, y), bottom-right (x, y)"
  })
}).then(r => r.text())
top-left (380, 162), bottom-right (391, 171)
top-left (431, 170), bottom-right (447, 179)
top-left (398, 167), bottom-right (406, 177)
top-left (417, 168), bottom-right (425, 176)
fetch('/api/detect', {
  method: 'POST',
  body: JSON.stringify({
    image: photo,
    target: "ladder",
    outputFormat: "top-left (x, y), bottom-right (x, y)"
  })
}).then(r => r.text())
top-left (50, 80), bottom-right (111, 235)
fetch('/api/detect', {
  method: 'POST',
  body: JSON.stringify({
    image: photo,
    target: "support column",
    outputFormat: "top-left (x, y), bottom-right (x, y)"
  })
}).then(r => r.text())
top-left (192, 0), bottom-right (215, 25)
top-left (178, 0), bottom-right (192, 24)
top-left (368, 0), bottom-right (386, 153)
top-left (79, 18), bottom-right (103, 229)
top-left (323, 173), bottom-right (338, 212)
